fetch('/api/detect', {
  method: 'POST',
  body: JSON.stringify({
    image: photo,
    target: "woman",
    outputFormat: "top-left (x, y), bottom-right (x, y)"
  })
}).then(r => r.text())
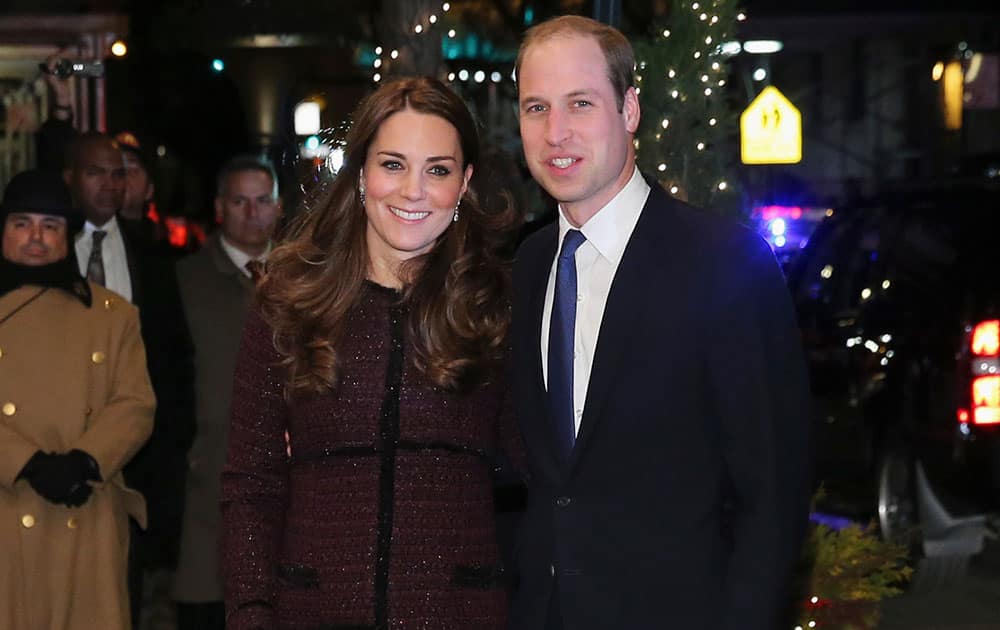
top-left (221, 77), bottom-right (524, 630)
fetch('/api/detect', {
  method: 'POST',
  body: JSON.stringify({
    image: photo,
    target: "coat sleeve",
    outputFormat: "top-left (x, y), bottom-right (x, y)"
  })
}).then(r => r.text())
top-left (0, 418), bottom-right (41, 488)
top-left (72, 305), bottom-right (156, 477)
top-left (706, 232), bottom-right (813, 630)
top-left (221, 308), bottom-right (290, 630)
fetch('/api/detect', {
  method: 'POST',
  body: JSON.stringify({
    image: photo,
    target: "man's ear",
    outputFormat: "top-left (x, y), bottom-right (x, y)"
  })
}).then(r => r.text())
top-left (622, 86), bottom-right (641, 134)
top-left (214, 197), bottom-right (224, 224)
top-left (144, 182), bottom-right (155, 204)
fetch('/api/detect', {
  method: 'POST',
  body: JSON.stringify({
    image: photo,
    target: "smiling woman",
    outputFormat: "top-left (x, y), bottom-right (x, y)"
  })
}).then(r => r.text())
top-left (220, 77), bottom-right (525, 630)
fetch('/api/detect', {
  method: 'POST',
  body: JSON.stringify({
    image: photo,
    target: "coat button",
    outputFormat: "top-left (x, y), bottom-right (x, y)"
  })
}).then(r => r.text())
top-left (67, 517), bottom-right (78, 529)
top-left (556, 496), bottom-right (572, 508)
top-left (104, 298), bottom-right (114, 309)
top-left (550, 564), bottom-right (556, 577)
top-left (2, 402), bottom-right (15, 416)
top-left (21, 514), bottom-right (35, 528)
top-left (91, 351), bottom-right (106, 364)
top-left (0, 347), bottom-right (4, 358)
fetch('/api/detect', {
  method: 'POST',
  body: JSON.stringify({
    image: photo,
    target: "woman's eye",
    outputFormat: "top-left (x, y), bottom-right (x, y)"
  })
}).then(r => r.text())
top-left (381, 160), bottom-right (403, 170)
top-left (428, 165), bottom-right (451, 177)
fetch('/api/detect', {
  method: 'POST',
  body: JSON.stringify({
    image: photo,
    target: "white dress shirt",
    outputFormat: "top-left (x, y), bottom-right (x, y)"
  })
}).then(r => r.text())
top-left (219, 235), bottom-right (270, 277)
top-left (541, 166), bottom-right (650, 436)
top-left (75, 216), bottom-right (132, 303)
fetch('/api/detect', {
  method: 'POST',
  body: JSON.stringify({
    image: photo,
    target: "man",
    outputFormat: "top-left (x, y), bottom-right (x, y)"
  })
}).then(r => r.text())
top-left (172, 155), bottom-right (282, 629)
top-left (63, 132), bottom-right (195, 626)
top-left (0, 169), bottom-right (154, 629)
top-left (509, 16), bottom-right (813, 630)
top-left (116, 132), bottom-right (156, 224)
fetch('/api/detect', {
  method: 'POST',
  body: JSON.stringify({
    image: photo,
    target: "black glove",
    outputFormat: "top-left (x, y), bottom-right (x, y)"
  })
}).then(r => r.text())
top-left (17, 449), bottom-right (102, 507)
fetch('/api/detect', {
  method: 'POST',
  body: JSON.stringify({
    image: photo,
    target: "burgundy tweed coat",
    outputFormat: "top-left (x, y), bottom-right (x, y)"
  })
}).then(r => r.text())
top-left (222, 282), bottom-right (523, 630)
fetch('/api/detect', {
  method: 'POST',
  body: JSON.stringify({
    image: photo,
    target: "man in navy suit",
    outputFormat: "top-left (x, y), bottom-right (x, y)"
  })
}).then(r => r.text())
top-left (509, 15), bottom-right (813, 630)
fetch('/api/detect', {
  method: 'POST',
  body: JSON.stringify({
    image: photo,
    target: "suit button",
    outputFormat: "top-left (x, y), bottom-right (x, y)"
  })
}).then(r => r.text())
top-left (21, 514), bottom-right (35, 528)
top-left (556, 496), bottom-right (571, 508)
top-left (550, 564), bottom-right (555, 577)
top-left (91, 351), bottom-right (106, 364)
top-left (2, 402), bottom-right (15, 416)
top-left (67, 517), bottom-right (78, 529)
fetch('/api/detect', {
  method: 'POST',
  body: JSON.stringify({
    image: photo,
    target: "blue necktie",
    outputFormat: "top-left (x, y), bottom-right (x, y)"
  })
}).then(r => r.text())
top-left (548, 229), bottom-right (586, 459)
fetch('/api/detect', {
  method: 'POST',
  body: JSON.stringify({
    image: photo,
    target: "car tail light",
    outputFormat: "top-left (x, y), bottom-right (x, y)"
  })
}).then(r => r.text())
top-left (972, 320), bottom-right (1000, 356)
top-left (963, 320), bottom-right (1000, 426)
top-left (972, 375), bottom-right (1000, 425)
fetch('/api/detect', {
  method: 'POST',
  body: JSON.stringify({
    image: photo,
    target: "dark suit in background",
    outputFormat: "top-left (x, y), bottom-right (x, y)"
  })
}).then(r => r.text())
top-left (173, 234), bottom-right (254, 611)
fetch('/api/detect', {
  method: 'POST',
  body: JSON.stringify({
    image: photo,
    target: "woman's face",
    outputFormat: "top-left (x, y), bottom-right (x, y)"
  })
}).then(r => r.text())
top-left (361, 108), bottom-right (473, 271)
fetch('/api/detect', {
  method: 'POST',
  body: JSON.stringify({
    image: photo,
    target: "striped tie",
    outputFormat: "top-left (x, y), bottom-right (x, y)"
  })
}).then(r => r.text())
top-left (86, 230), bottom-right (107, 286)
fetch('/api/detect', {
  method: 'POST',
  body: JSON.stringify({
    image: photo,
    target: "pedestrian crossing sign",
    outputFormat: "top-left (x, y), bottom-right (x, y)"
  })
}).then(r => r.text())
top-left (740, 85), bottom-right (802, 164)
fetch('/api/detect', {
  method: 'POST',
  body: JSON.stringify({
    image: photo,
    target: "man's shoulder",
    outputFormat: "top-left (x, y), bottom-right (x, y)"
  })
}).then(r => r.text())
top-left (643, 183), bottom-right (766, 256)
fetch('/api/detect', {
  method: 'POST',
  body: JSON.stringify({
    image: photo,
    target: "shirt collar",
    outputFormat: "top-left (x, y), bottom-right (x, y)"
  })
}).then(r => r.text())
top-left (220, 235), bottom-right (270, 276)
top-left (79, 215), bottom-right (121, 240)
top-left (556, 166), bottom-right (650, 265)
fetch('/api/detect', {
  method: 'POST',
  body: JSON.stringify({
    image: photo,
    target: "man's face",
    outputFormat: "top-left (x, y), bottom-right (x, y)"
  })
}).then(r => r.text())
top-left (64, 140), bottom-right (126, 226)
top-left (120, 151), bottom-right (154, 221)
top-left (518, 34), bottom-right (640, 226)
top-left (2, 212), bottom-right (68, 266)
top-left (214, 170), bottom-right (282, 256)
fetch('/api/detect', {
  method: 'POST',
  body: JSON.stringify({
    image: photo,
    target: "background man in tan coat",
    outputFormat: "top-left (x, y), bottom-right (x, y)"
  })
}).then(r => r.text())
top-left (0, 169), bottom-right (155, 629)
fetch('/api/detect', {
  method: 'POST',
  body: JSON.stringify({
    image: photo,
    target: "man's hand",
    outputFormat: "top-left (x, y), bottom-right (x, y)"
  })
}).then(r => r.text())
top-left (17, 449), bottom-right (103, 507)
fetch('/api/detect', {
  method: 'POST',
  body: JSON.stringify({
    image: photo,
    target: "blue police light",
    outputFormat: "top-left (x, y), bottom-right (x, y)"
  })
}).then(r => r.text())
top-left (211, 58), bottom-right (225, 72)
top-left (304, 135), bottom-right (320, 151)
top-left (770, 217), bottom-right (787, 237)
top-left (774, 235), bottom-right (787, 248)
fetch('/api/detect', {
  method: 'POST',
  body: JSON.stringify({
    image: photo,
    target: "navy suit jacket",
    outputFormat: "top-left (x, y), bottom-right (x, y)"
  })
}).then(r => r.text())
top-left (508, 182), bottom-right (813, 630)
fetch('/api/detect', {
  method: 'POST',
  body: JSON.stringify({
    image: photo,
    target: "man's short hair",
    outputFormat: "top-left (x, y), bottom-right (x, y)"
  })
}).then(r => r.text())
top-left (515, 15), bottom-right (636, 112)
top-left (215, 154), bottom-right (279, 199)
top-left (64, 132), bottom-right (119, 170)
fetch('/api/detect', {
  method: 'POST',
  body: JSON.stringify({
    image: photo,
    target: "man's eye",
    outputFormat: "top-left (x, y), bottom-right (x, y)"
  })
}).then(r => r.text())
top-left (574, 100), bottom-right (592, 108)
top-left (524, 104), bottom-right (546, 114)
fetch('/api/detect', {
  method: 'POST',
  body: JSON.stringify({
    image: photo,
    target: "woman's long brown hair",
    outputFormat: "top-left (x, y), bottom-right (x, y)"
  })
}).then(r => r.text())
top-left (258, 76), bottom-right (521, 396)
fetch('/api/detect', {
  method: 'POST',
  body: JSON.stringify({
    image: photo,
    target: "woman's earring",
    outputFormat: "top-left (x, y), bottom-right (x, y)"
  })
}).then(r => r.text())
top-left (453, 200), bottom-right (460, 223)
top-left (359, 184), bottom-right (366, 204)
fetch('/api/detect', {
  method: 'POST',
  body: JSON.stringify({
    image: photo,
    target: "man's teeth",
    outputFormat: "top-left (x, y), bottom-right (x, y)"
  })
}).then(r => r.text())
top-left (550, 158), bottom-right (577, 168)
top-left (390, 207), bottom-right (430, 220)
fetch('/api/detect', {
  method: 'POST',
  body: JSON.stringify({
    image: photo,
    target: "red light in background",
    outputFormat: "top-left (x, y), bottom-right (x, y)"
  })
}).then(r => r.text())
top-left (972, 320), bottom-right (1000, 356)
top-left (958, 409), bottom-right (970, 423)
top-left (165, 217), bottom-right (189, 248)
top-left (972, 376), bottom-right (1000, 425)
top-left (756, 205), bottom-right (803, 221)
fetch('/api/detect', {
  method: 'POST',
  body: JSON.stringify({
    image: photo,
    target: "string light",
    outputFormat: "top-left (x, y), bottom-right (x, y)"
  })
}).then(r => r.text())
top-left (693, 51), bottom-right (702, 59)
top-left (704, 88), bottom-right (712, 95)
top-left (668, 69), bottom-right (676, 78)
top-left (705, 36), bottom-right (712, 44)
top-left (709, 118), bottom-right (717, 125)
top-left (697, 142), bottom-right (706, 150)
top-left (712, 62), bottom-right (720, 70)
top-left (661, 119), bottom-right (670, 128)
top-left (737, 11), bottom-right (747, 20)
top-left (718, 79), bottom-right (726, 86)
top-left (662, 29), bottom-right (671, 38)
top-left (670, 185), bottom-right (680, 194)
top-left (671, 90), bottom-right (680, 98)
top-left (447, 72), bottom-right (455, 81)
top-left (701, 74), bottom-right (709, 82)
top-left (658, 163), bottom-right (667, 171)
top-left (371, 2), bottom-right (452, 82)
top-left (718, 181), bottom-right (727, 190)
top-left (699, 12), bottom-right (708, 20)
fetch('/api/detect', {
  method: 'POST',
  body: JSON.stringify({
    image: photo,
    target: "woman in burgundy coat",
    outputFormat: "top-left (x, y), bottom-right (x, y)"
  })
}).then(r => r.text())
top-left (221, 77), bottom-right (524, 630)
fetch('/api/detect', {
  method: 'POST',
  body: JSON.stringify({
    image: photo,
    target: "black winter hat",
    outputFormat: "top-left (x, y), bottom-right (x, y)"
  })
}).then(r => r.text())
top-left (0, 169), bottom-right (80, 226)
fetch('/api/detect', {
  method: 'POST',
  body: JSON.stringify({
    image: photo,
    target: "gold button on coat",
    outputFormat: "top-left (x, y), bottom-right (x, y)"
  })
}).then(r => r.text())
top-left (104, 298), bottom-right (114, 309)
top-left (2, 402), bottom-right (15, 416)
top-left (0, 347), bottom-right (4, 358)
top-left (91, 351), bottom-right (106, 364)
top-left (21, 514), bottom-right (35, 528)
top-left (67, 517), bottom-right (78, 529)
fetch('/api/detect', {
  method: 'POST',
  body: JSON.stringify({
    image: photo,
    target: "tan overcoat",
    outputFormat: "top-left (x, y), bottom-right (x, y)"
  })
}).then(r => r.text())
top-left (0, 283), bottom-right (155, 630)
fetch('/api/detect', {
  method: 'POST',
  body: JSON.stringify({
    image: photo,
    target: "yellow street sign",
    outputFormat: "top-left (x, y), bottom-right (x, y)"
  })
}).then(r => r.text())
top-left (740, 85), bottom-right (802, 164)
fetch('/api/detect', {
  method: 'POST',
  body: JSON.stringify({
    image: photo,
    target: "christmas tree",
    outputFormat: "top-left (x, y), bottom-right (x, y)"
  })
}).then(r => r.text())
top-left (633, 0), bottom-right (744, 214)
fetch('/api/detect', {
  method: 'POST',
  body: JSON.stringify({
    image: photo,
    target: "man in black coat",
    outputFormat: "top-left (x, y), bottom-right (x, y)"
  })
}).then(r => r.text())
top-left (63, 132), bottom-right (194, 625)
top-left (508, 16), bottom-right (813, 630)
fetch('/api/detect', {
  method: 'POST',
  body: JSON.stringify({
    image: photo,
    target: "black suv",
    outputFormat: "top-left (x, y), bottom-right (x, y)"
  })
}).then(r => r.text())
top-left (786, 180), bottom-right (1000, 585)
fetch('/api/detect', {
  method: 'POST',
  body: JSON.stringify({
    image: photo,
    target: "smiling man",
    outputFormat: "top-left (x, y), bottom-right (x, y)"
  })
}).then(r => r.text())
top-left (508, 15), bottom-right (814, 630)
top-left (0, 169), bottom-right (154, 630)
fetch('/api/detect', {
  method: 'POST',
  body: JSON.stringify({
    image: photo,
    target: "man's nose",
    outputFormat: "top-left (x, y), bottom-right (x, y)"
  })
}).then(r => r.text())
top-left (544, 109), bottom-right (571, 145)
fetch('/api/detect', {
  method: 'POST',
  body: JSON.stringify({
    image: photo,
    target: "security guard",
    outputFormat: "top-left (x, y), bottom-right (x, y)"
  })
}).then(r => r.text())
top-left (0, 169), bottom-right (154, 629)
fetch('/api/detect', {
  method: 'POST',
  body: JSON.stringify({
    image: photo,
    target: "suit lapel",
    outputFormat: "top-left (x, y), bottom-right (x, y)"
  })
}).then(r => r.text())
top-left (569, 188), bottom-right (665, 473)
top-left (524, 225), bottom-right (563, 472)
